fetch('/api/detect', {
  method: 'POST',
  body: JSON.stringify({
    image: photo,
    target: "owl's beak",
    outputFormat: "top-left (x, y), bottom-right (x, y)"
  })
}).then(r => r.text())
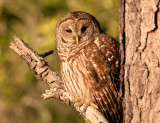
top-left (76, 35), bottom-right (79, 44)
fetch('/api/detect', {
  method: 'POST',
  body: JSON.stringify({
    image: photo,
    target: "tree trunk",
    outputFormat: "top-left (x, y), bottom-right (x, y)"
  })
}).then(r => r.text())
top-left (119, 0), bottom-right (160, 123)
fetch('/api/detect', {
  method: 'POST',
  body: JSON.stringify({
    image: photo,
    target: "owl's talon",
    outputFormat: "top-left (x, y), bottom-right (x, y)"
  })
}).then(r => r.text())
top-left (81, 103), bottom-right (98, 112)
top-left (91, 102), bottom-right (99, 109)
top-left (76, 100), bottom-right (85, 107)
top-left (81, 104), bottom-right (89, 112)
top-left (71, 97), bottom-right (98, 113)
top-left (71, 97), bottom-right (85, 106)
top-left (71, 97), bottom-right (81, 103)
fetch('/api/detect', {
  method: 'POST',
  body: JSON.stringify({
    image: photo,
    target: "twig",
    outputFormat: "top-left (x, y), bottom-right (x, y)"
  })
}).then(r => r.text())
top-left (10, 35), bottom-right (108, 123)
top-left (39, 50), bottom-right (54, 58)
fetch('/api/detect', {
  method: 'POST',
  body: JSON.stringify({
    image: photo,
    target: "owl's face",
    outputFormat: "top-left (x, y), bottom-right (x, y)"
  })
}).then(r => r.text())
top-left (55, 11), bottom-right (102, 46)
top-left (58, 19), bottom-right (94, 44)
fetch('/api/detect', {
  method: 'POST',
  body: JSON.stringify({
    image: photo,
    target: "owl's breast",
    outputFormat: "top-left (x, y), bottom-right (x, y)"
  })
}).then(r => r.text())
top-left (61, 50), bottom-right (94, 102)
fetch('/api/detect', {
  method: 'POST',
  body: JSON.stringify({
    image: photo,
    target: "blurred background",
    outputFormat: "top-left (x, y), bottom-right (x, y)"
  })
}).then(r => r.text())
top-left (0, 0), bottom-right (118, 123)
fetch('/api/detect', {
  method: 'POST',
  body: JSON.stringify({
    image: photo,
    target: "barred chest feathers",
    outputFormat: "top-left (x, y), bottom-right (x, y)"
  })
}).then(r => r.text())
top-left (61, 45), bottom-right (94, 103)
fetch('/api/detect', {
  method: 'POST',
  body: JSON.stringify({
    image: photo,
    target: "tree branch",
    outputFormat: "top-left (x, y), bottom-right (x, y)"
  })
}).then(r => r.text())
top-left (10, 35), bottom-right (108, 123)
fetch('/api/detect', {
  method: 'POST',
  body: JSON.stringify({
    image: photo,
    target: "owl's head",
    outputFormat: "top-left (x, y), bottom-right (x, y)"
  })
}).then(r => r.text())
top-left (55, 11), bottom-right (103, 46)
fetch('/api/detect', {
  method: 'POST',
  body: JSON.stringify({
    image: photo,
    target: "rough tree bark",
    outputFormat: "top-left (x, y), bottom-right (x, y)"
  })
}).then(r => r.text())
top-left (119, 0), bottom-right (160, 123)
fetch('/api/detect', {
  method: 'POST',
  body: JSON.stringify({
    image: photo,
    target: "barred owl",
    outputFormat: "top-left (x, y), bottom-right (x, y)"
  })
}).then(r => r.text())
top-left (55, 11), bottom-right (121, 123)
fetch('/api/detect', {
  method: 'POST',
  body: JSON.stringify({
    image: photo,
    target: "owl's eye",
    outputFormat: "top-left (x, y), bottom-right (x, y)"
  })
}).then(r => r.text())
top-left (81, 26), bottom-right (87, 32)
top-left (65, 29), bottom-right (72, 33)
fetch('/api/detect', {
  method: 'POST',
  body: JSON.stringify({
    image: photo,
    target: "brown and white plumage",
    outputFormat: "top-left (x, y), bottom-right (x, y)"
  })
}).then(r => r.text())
top-left (55, 11), bottom-right (121, 123)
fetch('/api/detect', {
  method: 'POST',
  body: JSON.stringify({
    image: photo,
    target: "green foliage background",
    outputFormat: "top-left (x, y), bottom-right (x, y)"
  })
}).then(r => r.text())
top-left (0, 0), bottom-right (118, 123)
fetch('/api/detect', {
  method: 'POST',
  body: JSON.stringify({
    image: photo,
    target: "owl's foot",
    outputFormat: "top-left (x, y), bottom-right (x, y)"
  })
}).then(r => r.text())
top-left (71, 97), bottom-right (82, 104)
top-left (71, 97), bottom-right (98, 112)
top-left (90, 102), bottom-right (98, 109)
top-left (81, 102), bottom-right (98, 112)
top-left (71, 97), bottom-right (85, 107)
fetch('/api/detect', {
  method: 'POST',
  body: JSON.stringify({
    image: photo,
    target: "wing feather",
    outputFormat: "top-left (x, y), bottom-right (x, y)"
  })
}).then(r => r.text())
top-left (84, 34), bottom-right (121, 123)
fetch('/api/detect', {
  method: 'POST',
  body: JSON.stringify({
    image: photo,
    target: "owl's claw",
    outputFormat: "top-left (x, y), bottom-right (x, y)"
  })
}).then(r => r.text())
top-left (90, 102), bottom-right (99, 109)
top-left (71, 97), bottom-right (98, 113)
top-left (71, 97), bottom-right (81, 103)
top-left (81, 103), bottom-right (89, 112)
top-left (76, 100), bottom-right (85, 107)
top-left (81, 102), bottom-right (99, 113)
top-left (71, 97), bottom-right (85, 107)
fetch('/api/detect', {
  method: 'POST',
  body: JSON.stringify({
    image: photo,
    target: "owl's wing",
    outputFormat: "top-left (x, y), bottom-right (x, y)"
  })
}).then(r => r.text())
top-left (84, 34), bottom-right (121, 123)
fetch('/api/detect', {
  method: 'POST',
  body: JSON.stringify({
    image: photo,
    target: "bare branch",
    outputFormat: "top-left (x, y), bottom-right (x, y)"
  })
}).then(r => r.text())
top-left (10, 35), bottom-right (108, 123)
